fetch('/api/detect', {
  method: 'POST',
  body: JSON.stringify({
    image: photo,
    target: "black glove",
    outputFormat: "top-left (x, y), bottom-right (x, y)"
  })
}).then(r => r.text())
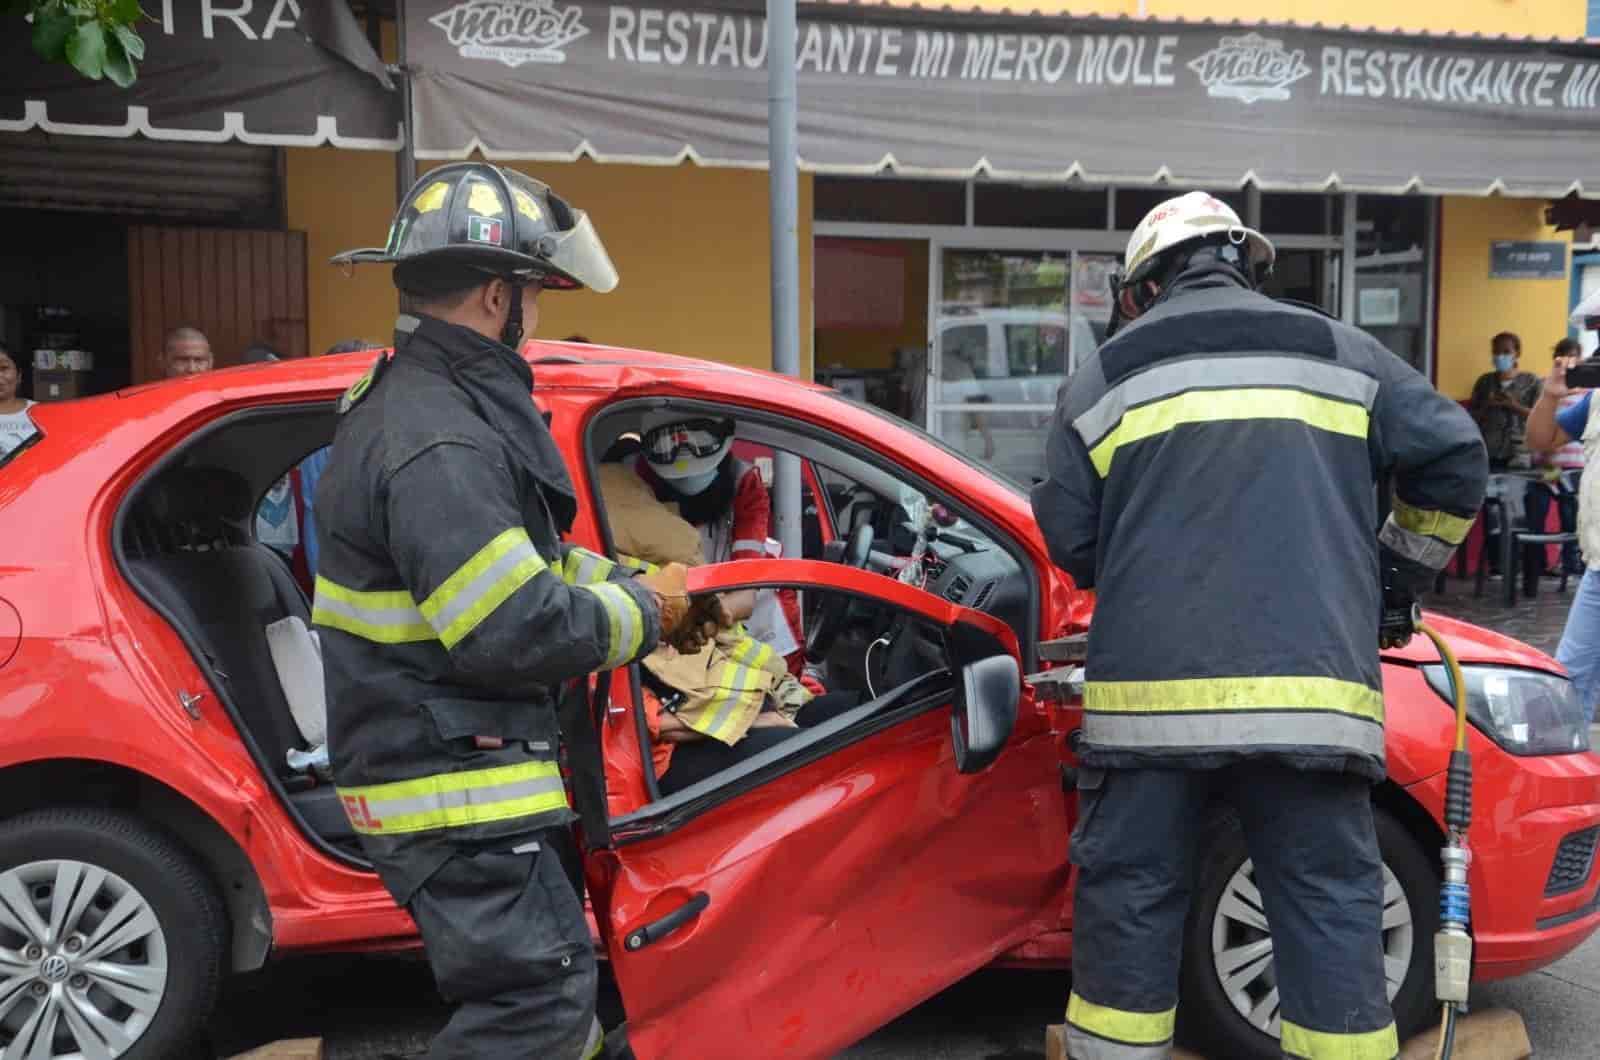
top-left (1379, 547), bottom-right (1431, 649)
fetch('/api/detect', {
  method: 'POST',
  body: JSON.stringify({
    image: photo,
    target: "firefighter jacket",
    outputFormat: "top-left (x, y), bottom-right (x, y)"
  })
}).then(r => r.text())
top-left (313, 314), bottom-right (662, 902)
top-left (1032, 267), bottom-right (1487, 781)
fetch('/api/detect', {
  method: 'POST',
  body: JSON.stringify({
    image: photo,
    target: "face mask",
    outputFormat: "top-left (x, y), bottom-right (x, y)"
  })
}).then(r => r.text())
top-left (1493, 353), bottom-right (1515, 373)
top-left (667, 469), bottom-right (719, 496)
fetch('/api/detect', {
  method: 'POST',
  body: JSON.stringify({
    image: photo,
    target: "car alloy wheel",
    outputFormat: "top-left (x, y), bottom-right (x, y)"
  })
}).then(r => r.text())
top-left (0, 859), bottom-right (170, 1059)
top-left (1211, 857), bottom-right (1413, 1037)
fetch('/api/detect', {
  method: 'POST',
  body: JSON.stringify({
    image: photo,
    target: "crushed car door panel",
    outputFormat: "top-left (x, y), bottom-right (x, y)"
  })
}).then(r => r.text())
top-left (591, 560), bottom-right (1070, 1060)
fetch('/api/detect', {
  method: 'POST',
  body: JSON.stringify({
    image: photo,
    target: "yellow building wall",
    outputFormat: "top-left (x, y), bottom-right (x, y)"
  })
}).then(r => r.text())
top-left (420, 159), bottom-right (815, 375)
top-left (1436, 197), bottom-right (1573, 400)
top-left (875, 0), bottom-right (1584, 37)
top-left (284, 148), bottom-right (398, 357)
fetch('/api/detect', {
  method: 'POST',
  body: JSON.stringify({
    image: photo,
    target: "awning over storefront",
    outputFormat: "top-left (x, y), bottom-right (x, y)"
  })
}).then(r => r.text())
top-left (408, 0), bottom-right (1600, 195)
top-left (0, 0), bottom-right (401, 150)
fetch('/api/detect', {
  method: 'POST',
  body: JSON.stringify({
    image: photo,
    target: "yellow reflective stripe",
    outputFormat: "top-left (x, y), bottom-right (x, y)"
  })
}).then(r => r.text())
top-left (1391, 497), bottom-right (1474, 546)
top-left (582, 581), bottom-right (645, 669)
top-left (1088, 388), bottom-right (1369, 476)
top-left (419, 528), bottom-right (549, 649)
top-left (699, 659), bottom-right (764, 743)
top-left (562, 548), bottom-right (617, 586)
top-left (729, 633), bottom-right (778, 674)
top-left (1066, 993), bottom-right (1175, 1047)
top-left (336, 761), bottom-right (567, 836)
top-left (1085, 676), bottom-right (1384, 724)
top-left (312, 576), bottom-right (435, 644)
top-left (618, 553), bottom-right (659, 575)
top-left (1280, 1019), bottom-right (1398, 1060)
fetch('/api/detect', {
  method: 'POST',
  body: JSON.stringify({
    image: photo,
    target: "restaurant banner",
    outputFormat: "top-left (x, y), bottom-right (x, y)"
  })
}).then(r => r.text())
top-left (1, 0), bottom-right (401, 149)
top-left (409, 0), bottom-right (1600, 194)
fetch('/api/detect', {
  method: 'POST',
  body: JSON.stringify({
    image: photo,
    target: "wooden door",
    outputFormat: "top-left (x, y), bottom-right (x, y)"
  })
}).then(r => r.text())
top-left (127, 227), bottom-right (308, 382)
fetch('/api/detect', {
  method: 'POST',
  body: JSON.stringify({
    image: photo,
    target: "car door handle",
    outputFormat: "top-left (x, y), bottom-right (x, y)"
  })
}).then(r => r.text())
top-left (624, 892), bottom-right (710, 952)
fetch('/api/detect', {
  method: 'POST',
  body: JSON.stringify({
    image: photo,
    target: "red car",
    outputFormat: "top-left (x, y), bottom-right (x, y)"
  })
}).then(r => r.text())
top-left (1, 343), bottom-right (1596, 1060)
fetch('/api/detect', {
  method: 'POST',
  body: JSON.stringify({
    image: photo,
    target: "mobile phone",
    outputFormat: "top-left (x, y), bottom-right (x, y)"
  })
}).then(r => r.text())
top-left (1565, 362), bottom-right (1600, 389)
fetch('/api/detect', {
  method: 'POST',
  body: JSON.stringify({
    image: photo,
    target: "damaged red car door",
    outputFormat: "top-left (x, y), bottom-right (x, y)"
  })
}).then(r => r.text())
top-left (586, 559), bottom-right (1071, 1060)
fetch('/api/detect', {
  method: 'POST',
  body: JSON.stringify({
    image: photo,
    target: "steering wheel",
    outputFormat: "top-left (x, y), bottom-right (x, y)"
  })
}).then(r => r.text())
top-left (806, 523), bottom-right (873, 660)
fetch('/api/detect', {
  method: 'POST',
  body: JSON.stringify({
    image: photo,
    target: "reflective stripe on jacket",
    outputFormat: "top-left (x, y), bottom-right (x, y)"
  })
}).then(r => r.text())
top-left (313, 315), bottom-right (661, 901)
top-left (1032, 274), bottom-right (1486, 778)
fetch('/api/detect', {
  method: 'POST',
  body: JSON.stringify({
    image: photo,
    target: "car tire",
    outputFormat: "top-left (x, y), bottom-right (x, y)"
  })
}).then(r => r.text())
top-left (0, 808), bottom-right (226, 1060)
top-left (1179, 807), bottom-right (1438, 1059)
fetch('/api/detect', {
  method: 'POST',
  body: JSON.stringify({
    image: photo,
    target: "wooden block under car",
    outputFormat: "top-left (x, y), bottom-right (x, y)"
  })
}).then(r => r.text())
top-left (1397, 1009), bottom-right (1532, 1060)
top-left (225, 1039), bottom-right (323, 1060)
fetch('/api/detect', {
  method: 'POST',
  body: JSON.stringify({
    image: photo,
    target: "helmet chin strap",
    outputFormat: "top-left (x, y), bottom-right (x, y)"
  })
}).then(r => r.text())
top-left (499, 280), bottom-right (525, 348)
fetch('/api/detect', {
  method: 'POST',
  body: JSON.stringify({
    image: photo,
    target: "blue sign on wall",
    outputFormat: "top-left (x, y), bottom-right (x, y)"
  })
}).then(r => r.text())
top-left (1490, 241), bottom-right (1568, 280)
top-left (1591, 1), bottom-right (1600, 37)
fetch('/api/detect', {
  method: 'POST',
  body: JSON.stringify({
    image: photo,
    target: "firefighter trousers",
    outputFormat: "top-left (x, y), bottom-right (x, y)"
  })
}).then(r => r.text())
top-left (1066, 764), bottom-right (1398, 1060)
top-left (408, 827), bottom-right (604, 1060)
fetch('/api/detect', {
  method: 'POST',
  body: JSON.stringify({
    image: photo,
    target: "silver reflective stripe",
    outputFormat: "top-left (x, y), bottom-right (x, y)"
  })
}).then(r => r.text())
top-left (569, 549), bottom-right (614, 585)
top-left (1065, 1027), bottom-right (1172, 1060)
top-left (1073, 355), bottom-right (1380, 449)
top-left (702, 660), bottom-right (761, 739)
top-left (427, 538), bottom-right (545, 637)
top-left (1085, 709), bottom-right (1386, 759)
top-left (314, 593), bottom-right (430, 631)
top-left (582, 1016), bottom-right (605, 1060)
top-left (1379, 514), bottom-right (1457, 571)
top-left (732, 538), bottom-right (767, 554)
top-left (585, 581), bottom-right (642, 669)
top-left (364, 774), bottom-right (567, 821)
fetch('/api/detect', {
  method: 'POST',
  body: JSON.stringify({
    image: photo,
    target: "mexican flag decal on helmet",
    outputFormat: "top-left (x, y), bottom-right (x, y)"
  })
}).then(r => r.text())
top-left (468, 216), bottom-right (503, 245)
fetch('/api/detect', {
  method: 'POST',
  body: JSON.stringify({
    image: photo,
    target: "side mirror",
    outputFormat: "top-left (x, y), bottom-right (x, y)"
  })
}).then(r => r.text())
top-left (951, 653), bottom-right (1020, 774)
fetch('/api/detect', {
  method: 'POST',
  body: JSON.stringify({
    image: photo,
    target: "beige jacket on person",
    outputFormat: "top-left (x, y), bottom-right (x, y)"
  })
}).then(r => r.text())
top-left (597, 462), bottom-right (813, 745)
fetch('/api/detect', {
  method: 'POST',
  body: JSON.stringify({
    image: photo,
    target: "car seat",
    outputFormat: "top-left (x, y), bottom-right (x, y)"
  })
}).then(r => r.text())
top-left (123, 466), bottom-right (354, 840)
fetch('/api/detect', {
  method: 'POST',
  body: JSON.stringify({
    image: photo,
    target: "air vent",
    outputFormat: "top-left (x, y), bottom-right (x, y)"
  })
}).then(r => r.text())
top-left (944, 574), bottom-right (972, 602)
top-left (970, 580), bottom-right (998, 611)
top-left (1546, 826), bottom-right (1600, 897)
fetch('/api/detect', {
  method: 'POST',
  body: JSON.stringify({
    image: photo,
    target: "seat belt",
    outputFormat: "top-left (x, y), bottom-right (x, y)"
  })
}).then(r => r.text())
top-left (559, 675), bottom-right (613, 850)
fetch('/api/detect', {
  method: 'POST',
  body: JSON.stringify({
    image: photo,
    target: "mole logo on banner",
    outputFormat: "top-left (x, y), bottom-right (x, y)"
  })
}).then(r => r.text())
top-left (429, 0), bottom-right (589, 67)
top-left (1187, 32), bottom-right (1312, 103)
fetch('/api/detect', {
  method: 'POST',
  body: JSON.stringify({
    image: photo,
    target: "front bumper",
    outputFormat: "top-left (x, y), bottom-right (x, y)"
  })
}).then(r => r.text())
top-left (1407, 748), bottom-right (1600, 981)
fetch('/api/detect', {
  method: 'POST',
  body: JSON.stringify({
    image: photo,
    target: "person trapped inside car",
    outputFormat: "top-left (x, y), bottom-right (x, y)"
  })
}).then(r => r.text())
top-left (1031, 192), bottom-right (1486, 1060)
top-left (313, 163), bottom-right (713, 1060)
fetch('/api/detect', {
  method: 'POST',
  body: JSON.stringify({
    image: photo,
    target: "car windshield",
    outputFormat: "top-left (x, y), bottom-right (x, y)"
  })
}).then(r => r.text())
top-left (819, 390), bottom-right (1030, 498)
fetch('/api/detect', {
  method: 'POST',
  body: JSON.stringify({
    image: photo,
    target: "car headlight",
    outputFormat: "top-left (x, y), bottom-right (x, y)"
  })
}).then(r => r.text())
top-left (1422, 664), bottom-right (1591, 756)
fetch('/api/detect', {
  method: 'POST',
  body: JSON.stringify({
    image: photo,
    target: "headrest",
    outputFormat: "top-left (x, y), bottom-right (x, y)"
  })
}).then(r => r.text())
top-left (140, 466), bottom-right (254, 549)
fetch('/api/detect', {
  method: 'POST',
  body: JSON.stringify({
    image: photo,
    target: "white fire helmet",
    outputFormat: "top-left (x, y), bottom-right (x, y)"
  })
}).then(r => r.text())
top-left (1122, 191), bottom-right (1275, 287)
top-left (1571, 287), bottom-right (1600, 331)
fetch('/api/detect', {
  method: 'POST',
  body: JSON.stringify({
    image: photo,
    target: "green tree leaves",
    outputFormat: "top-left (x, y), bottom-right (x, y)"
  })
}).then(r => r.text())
top-left (21, 0), bottom-right (147, 86)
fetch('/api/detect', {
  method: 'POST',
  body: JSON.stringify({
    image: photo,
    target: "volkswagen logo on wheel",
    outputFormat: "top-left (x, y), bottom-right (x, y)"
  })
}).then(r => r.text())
top-left (39, 954), bottom-right (70, 983)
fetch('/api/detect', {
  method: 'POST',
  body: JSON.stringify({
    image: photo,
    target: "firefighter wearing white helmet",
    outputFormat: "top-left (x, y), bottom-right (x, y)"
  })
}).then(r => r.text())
top-left (1527, 288), bottom-right (1600, 723)
top-left (1033, 193), bottom-right (1487, 1059)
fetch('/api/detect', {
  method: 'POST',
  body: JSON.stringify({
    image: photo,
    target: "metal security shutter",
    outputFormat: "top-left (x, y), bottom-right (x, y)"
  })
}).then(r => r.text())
top-left (0, 132), bottom-right (278, 224)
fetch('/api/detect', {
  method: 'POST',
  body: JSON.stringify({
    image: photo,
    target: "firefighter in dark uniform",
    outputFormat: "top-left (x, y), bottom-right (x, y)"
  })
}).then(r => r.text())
top-left (315, 163), bottom-right (704, 1059)
top-left (1032, 192), bottom-right (1487, 1060)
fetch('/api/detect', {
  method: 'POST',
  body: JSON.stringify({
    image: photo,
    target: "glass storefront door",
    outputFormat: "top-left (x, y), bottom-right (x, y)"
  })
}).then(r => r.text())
top-left (929, 244), bottom-right (1120, 486)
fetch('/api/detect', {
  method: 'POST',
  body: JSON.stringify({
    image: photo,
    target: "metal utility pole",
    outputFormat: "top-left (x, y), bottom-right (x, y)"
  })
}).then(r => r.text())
top-left (395, 0), bottom-right (417, 201)
top-left (767, 0), bottom-right (803, 563)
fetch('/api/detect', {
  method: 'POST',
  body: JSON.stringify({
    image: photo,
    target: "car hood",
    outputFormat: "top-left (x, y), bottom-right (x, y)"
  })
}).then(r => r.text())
top-left (1380, 610), bottom-right (1560, 674)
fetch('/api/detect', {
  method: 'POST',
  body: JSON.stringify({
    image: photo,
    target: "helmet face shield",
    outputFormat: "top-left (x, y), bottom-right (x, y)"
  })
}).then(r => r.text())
top-left (332, 163), bottom-right (620, 295)
top-left (642, 418), bottom-right (733, 465)
top-left (539, 210), bottom-right (619, 294)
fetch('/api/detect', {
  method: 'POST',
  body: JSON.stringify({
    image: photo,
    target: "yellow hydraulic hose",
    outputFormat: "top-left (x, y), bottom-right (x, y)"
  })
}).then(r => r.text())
top-left (1418, 622), bottom-right (1469, 754)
